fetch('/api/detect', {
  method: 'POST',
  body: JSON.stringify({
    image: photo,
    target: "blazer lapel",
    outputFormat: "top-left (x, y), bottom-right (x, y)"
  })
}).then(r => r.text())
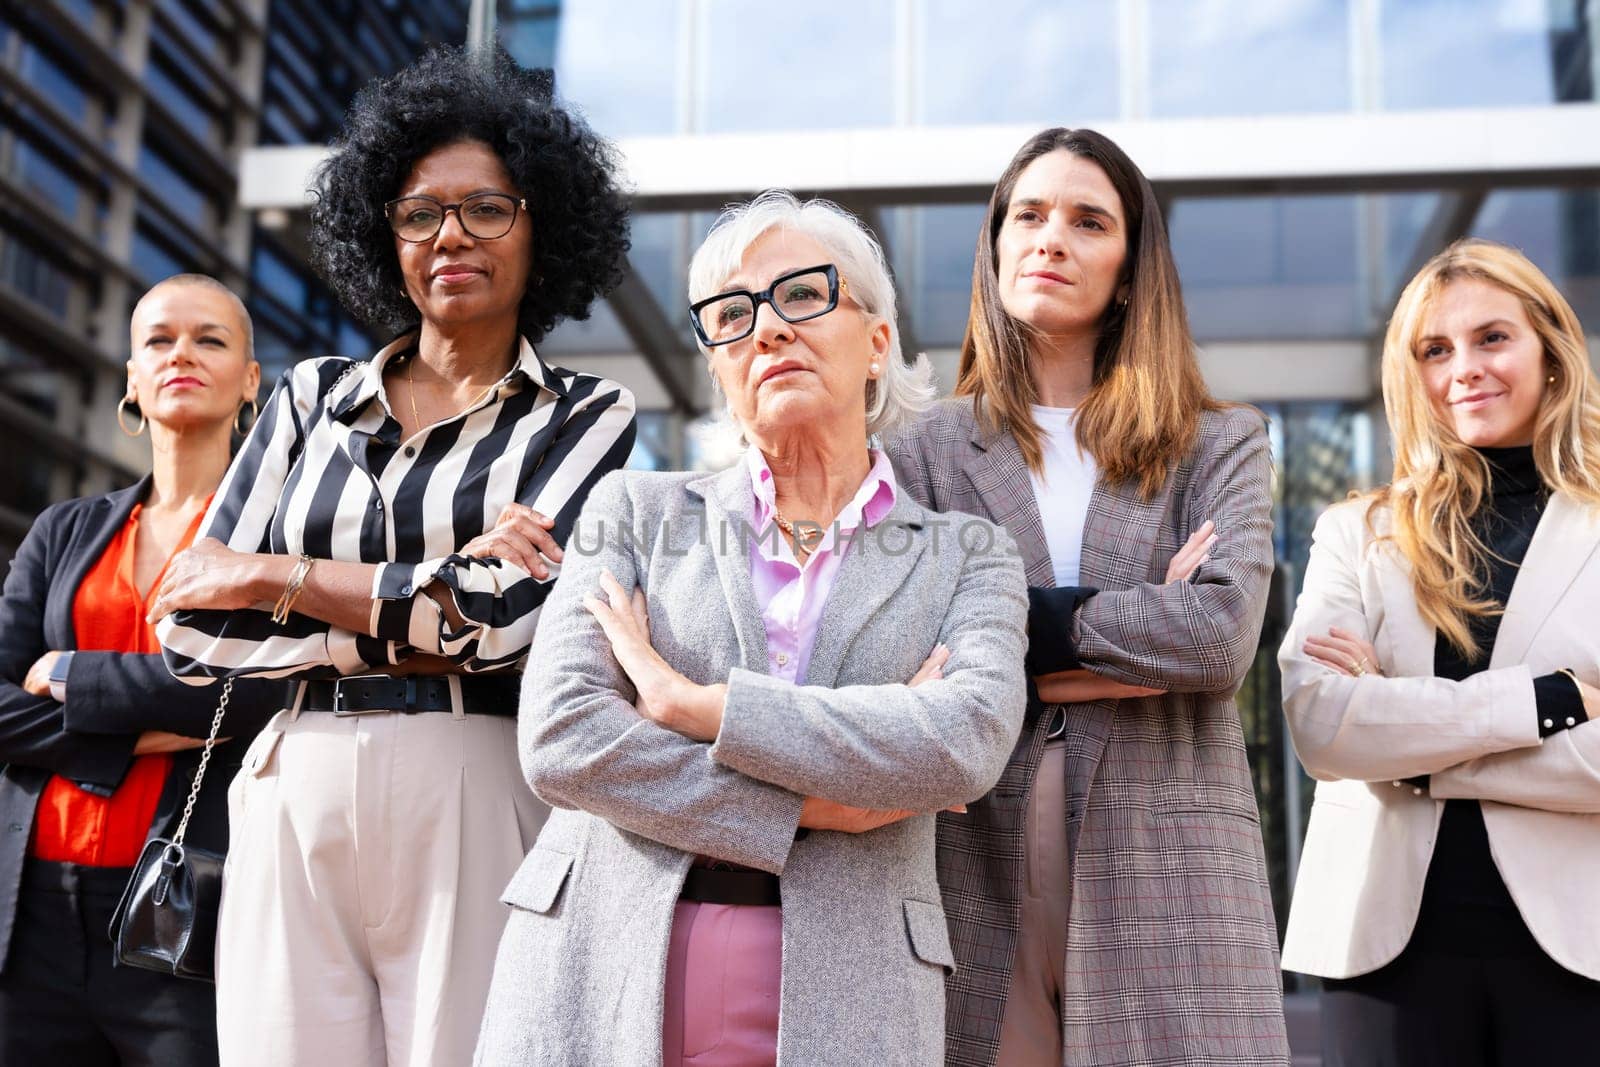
top-left (804, 494), bottom-right (929, 688)
top-left (1063, 474), bottom-right (1174, 847)
top-left (963, 424), bottom-right (1054, 587)
top-left (1491, 491), bottom-right (1600, 669)
top-left (687, 466), bottom-right (770, 674)
top-left (46, 477), bottom-right (151, 649)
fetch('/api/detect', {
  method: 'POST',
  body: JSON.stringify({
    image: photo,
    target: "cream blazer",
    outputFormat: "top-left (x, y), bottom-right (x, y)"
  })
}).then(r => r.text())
top-left (1278, 492), bottom-right (1600, 981)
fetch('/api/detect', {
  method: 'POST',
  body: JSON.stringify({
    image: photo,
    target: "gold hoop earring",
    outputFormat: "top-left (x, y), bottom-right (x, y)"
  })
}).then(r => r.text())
top-left (235, 399), bottom-right (259, 436)
top-left (117, 397), bottom-right (146, 437)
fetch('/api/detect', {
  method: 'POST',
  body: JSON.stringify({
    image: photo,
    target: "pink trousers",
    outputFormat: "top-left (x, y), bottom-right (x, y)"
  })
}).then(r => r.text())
top-left (661, 900), bottom-right (782, 1067)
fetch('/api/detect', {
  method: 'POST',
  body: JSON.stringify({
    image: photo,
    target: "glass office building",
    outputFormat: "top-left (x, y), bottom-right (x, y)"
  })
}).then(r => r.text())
top-left (0, 0), bottom-right (466, 559)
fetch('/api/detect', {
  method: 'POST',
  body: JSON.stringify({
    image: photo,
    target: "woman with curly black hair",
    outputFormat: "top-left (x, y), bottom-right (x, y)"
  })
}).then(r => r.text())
top-left (153, 46), bottom-right (636, 1066)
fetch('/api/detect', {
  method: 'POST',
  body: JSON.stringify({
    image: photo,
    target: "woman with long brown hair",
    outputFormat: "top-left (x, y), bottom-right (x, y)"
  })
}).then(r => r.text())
top-left (1280, 239), bottom-right (1600, 1065)
top-left (886, 127), bottom-right (1288, 1067)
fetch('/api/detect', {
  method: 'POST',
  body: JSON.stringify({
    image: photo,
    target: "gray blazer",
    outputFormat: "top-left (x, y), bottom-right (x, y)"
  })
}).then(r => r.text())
top-left (474, 462), bottom-right (1028, 1067)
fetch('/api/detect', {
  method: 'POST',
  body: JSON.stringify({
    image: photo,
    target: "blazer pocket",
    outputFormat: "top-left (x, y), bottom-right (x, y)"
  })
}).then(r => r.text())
top-left (500, 847), bottom-right (575, 914)
top-left (903, 898), bottom-right (956, 974)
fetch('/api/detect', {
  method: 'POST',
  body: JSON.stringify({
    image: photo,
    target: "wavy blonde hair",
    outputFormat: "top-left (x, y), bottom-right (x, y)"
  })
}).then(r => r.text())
top-left (1373, 238), bottom-right (1600, 656)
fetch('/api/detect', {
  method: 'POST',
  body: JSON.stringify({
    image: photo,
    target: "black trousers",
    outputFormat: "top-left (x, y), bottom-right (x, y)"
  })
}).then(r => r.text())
top-left (1321, 907), bottom-right (1600, 1067)
top-left (0, 860), bottom-right (219, 1067)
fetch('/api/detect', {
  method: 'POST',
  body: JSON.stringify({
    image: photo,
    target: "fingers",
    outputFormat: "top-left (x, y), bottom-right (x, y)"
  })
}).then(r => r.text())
top-left (908, 644), bottom-right (950, 687)
top-left (493, 504), bottom-right (563, 564)
top-left (1166, 521), bottom-right (1218, 583)
top-left (630, 588), bottom-right (650, 639)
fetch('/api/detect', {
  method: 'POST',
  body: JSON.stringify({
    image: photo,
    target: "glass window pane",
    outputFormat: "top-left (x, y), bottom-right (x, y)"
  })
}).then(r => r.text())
top-left (1471, 187), bottom-right (1600, 326)
top-left (891, 204), bottom-right (985, 349)
top-left (145, 58), bottom-right (221, 145)
top-left (131, 227), bottom-right (192, 286)
top-left (252, 241), bottom-right (309, 314)
top-left (0, 233), bottom-right (76, 316)
top-left (139, 144), bottom-right (212, 229)
top-left (918, 0), bottom-right (1118, 124)
top-left (1148, 0), bottom-right (1352, 117)
top-left (699, 0), bottom-right (894, 132)
top-left (548, 0), bottom-right (680, 136)
top-left (1169, 195), bottom-right (1367, 340)
top-left (1381, 0), bottom-right (1595, 109)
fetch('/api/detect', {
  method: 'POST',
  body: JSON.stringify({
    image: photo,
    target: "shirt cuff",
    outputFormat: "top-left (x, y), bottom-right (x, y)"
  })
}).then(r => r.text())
top-left (371, 561), bottom-right (442, 644)
top-left (1533, 671), bottom-right (1588, 738)
top-left (1025, 585), bottom-right (1098, 675)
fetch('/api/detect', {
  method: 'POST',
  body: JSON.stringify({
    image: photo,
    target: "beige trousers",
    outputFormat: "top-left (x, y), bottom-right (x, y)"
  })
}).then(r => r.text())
top-left (216, 707), bottom-right (547, 1067)
top-left (996, 740), bottom-right (1071, 1067)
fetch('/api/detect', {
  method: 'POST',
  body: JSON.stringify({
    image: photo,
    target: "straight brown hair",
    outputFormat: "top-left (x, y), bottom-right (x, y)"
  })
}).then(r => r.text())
top-left (955, 127), bottom-right (1217, 498)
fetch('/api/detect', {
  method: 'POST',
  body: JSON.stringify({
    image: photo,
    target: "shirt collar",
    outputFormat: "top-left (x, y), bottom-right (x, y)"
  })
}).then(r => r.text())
top-left (332, 331), bottom-right (565, 425)
top-left (746, 446), bottom-right (899, 534)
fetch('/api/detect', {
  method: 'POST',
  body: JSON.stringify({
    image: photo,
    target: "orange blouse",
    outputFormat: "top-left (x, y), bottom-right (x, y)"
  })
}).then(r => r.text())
top-left (29, 499), bottom-right (210, 867)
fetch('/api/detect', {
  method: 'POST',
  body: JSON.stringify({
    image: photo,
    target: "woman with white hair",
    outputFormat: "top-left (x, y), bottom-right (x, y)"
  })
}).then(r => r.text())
top-left (474, 191), bottom-right (1030, 1067)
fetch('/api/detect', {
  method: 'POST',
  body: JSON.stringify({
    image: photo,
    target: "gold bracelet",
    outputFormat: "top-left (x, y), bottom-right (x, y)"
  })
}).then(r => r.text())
top-left (1557, 667), bottom-right (1582, 690)
top-left (270, 554), bottom-right (314, 625)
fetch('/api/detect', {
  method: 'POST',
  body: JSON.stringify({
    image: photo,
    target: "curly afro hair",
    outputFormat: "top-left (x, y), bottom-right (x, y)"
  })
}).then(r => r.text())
top-left (308, 45), bottom-right (630, 343)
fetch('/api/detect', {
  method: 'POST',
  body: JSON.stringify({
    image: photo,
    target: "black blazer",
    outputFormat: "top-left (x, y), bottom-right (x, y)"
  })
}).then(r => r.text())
top-left (0, 476), bottom-right (279, 970)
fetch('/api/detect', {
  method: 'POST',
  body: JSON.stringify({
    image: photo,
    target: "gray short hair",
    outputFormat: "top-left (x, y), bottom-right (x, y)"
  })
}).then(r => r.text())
top-left (687, 190), bottom-right (935, 439)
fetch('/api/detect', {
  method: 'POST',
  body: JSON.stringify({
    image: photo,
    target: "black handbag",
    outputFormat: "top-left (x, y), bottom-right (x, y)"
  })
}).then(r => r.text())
top-left (107, 679), bottom-right (233, 982)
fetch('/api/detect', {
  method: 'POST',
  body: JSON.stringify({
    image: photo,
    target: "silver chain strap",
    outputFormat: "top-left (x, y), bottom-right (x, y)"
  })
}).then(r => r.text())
top-left (170, 678), bottom-right (232, 848)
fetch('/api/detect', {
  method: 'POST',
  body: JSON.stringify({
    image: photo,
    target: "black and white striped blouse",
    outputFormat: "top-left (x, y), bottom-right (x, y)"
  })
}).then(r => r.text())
top-left (158, 334), bottom-right (636, 680)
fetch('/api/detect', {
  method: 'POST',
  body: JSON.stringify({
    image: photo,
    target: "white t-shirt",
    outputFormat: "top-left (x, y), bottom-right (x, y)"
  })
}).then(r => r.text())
top-left (1028, 405), bottom-right (1099, 588)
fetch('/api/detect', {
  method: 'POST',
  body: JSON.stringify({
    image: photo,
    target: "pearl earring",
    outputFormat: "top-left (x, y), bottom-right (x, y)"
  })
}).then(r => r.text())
top-left (1549, 374), bottom-right (1558, 384)
top-left (869, 361), bottom-right (881, 376)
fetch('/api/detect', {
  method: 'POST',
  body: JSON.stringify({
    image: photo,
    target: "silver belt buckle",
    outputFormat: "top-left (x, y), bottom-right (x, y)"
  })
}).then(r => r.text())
top-left (331, 674), bottom-right (403, 716)
top-left (1043, 705), bottom-right (1068, 741)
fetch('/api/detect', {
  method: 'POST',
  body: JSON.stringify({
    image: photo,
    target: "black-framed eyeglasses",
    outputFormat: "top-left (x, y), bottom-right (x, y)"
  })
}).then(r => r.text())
top-left (383, 192), bottom-right (528, 243)
top-left (689, 264), bottom-right (849, 347)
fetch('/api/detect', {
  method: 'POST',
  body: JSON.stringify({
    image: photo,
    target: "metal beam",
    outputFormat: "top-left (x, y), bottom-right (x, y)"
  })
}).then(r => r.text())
top-left (1383, 190), bottom-right (1489, 313)
top-left (605, 262), bottom-right (698, 414)
top-left (239, 105), bottom-right (1600, 214)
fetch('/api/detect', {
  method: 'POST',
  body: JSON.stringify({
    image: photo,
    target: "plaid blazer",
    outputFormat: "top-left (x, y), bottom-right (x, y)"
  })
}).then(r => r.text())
top-left (885, 399), bottom-right (1289, 1067)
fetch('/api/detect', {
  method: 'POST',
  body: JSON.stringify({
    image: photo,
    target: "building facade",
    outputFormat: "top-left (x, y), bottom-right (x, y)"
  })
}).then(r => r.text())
top-left (0, 0), bottom-right (466, 560)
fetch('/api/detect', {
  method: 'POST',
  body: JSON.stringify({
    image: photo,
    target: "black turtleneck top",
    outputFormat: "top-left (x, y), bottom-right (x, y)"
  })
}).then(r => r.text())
top-left (1413, 445), bottom-right (1587, 954)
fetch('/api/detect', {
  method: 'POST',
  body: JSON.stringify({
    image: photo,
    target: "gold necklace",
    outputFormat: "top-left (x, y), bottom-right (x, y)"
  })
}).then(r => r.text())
top-left (407, 356), bottom-right (500, 432)
top-left (772, 509), bottom-right (822, 559)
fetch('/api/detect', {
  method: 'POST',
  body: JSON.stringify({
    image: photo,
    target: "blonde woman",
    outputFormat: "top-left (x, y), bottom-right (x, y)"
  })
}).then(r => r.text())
top-left (1280, 238), bottom-right (1600, 1065)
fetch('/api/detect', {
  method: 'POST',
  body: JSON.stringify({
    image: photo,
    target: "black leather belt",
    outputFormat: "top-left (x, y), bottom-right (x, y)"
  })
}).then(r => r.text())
top-left (680, 867), bottom-right (781, 907)
top-left (295, 674), bottom-right (520, 717)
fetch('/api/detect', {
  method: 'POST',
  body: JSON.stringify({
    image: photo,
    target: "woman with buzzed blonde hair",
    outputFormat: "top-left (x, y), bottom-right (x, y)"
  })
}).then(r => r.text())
top-left (0, 275), bottom-right (280, 1064)
top-left (1280, 238), bottom-right (1600, 1065)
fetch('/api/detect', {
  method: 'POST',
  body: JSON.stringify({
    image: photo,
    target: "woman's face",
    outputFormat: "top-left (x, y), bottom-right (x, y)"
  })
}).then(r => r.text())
top-left (705, 229), bottom-right (889, 445)
top-left (392, 139), bottom-right (533, 333)
top-left (994, 149), bottom-right (1128, 338)
top-left (127, 283), bottom-right (259, 434)
top-left (1416, 277), bottom-right (1548, 449)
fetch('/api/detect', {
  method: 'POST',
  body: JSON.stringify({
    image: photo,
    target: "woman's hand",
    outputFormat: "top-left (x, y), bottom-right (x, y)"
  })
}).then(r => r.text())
top-left (133, 731), bottom-right (211, 756)
top-left (1166, 520), bottom-right (1217, 583)
top-left (1034, 668), bottom-right (1165, 704)
top-left (796, 644), bottom-right (963, 833)
top-left (1303, 625), bottom-right (1383, 678)
top-left (147, 538), bottom-right (276, 624)
top-left (459, 503), bottom-right (563, 580)
top-left (585, 570), bottom-right (726, 742)
top-left (22, 651), bottom-right (62, 698)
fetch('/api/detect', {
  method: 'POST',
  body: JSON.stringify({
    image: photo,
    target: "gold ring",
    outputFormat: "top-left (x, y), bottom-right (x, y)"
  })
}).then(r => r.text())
top-left (1350, 659), bottom-right (1365, 676)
